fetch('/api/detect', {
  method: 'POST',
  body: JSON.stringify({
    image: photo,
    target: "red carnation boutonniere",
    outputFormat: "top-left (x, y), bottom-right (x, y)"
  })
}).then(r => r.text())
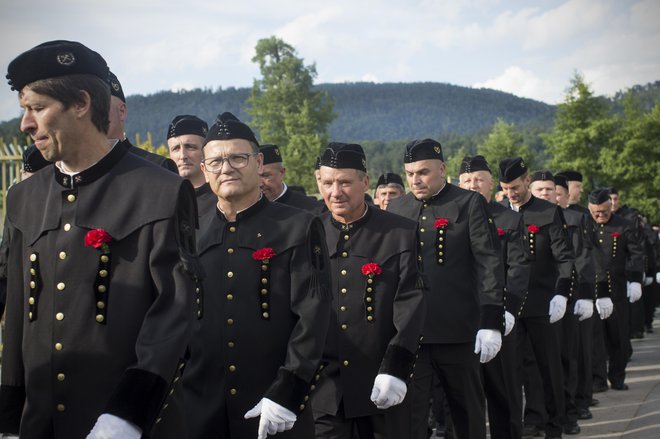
top-left (252, 247), bottom-right (276, 262)
top-left (361, 262), bottom-right (382, 278)
top-left (497, 228), bottom-right (505, 237)
top-left (434, 218), bottom-right (449, 229)
top-left (84, 229), bottom-right (112, 254)
top-left (611, 232), bottom-right (620, 238)
top-left (527, 224), bottom-right (540, 234)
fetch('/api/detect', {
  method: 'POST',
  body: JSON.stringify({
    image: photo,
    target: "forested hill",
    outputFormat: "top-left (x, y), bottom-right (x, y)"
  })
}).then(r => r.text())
top-left (0, 82), bottom-right (555, 145)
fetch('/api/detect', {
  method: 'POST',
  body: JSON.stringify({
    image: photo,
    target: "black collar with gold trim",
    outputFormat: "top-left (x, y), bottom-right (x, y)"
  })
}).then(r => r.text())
top-left (54, 141), bottom-right (129, 189)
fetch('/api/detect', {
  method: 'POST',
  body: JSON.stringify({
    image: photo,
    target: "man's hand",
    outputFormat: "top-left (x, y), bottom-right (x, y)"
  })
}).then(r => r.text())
top-left (86, 414), bottom-right (141, 439)
top-left (504, 311), bottom-right (515, 336)
top-left (370, 374), bottom-right (407, 409)
top-left (245, 398), bottom-right (296, 439)
top-left (574, 299), bottom-right (594, 321)
top-left (596, 297), bottom-right (614, 319)
top-left (474, 329), bottom-right (502, 363)
top-left (549, 295), bottom-right (567, 323)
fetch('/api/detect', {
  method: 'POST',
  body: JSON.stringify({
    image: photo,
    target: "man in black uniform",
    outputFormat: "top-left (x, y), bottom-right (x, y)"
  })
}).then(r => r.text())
top-left (165, 115), bottom-right (215, 216)
top-left (588, 189), bottom-right (645, 391)
top-left (106, 71), bottom-right (178, 172)
top-left (0, 40), bottom-right (198, 438)
top-left (388, 139), bottom-right (505, 439)
top-left (373, 172), bottom-right (405, 211)
top-left (311, 143), bottom-right (425, 438)
top-left (258, 144), bottom-right (319, 211)
top-left (182, 112), bottom-right (331, 439)
top-left (498, 158), bottom-right (574, 439)
top-left (458, 155), bottom-right (530, 439)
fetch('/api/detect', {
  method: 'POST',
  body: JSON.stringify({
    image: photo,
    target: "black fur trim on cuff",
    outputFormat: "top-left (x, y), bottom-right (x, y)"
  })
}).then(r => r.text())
top-left (480, 304), bottom-right (504, 333)
top-left (555, 277), bottom-right (572, 297)
top-left (596, 280), bottom-right (611, 298)
top-left (105, 368), bottom-right (167, 432)
top-left (263, 368), bottom-right (309, 413)
top-left (578, 282), bottom-right (595, 300)
top-left (625, 271), bottom-right (643, 284)
top-left (378, 344), bottom-right (416, 382)
top-left (0, 385), bottom-right (26, 434)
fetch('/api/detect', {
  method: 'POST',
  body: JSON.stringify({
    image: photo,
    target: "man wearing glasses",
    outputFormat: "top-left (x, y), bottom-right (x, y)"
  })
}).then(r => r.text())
top-left (182, 112), bottom-right (331, 439)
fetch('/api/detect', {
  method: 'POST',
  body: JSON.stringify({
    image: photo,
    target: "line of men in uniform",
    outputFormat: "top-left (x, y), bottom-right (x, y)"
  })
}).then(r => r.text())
top-left (0, 40), bottom-right (658, 439)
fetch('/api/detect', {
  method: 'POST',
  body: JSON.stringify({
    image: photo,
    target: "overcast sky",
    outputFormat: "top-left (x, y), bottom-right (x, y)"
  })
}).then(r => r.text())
top-left (1, 0), bottom-right (659, 122)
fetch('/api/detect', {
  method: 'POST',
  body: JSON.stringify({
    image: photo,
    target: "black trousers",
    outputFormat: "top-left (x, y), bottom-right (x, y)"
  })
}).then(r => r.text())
top-left (603, 300), bottom-right (630, 386)
top-left (516, 316), bottom-right (565, 437)
top-left (575, 314), bottom-right (595, 410)
top-left (560, 312), bottom-right (579, 424)
top-left (482, 328), bottom-right (521, 439)
top-left (630, 297), bottom-right (645, 335)
top-left (410, 343), bottom-right (486, 439)
top-left (592, 312), bottom-right (608, 389)
top-left (643, 283), bottom-right (658, 328)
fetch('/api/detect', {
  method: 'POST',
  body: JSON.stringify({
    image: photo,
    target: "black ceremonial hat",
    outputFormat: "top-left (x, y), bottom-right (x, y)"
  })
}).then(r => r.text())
top-left (556, 170), bottom-right (583, 182)
top-left (609, 186), bottom-right (618, 195)
top-left (22, 144), bottom-right (50, 173)
top-left (530, 169), bottom-right (554, 182)
top-left (7, 40), bottom-right (109, 91)
top-left (205, 112), bottom-right (258, 146)
top-left (404, 139), bottom-right (443, 163)
top-left (498, 157), bottom-right (528, 183)
top-left (459, 155), bottom-right (491, 175)
top-left (554, 175), bottom-right (569, 191)
top-left (320, 142), bottom-right (367, 172)
top-left (260, 144), bottom-right (283, 165)
top-left (376, 173), bottom-right (404, 188)
top-left (107, 71), bottom-right (125, 102)
top-left (314, 156), bottom-right (321, 170)
top-left (588, 188), bottom-right (611, 205)
top-left (167, 115), bottom-right (208, 139)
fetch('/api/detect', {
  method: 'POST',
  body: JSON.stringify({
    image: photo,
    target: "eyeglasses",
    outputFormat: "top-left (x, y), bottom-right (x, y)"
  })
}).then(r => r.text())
top-left (202, 153), bottom-right (258, 172)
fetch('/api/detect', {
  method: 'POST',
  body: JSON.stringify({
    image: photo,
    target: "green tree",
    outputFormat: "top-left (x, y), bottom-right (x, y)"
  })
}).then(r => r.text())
top-left (543, 72), bottom-right (613, 190)
top-left (247, 37), bottom-right (335, 191)
top-left (599, 95), bottom-right (660, 222)
top-left (476, 118), bottom-right (538, 175)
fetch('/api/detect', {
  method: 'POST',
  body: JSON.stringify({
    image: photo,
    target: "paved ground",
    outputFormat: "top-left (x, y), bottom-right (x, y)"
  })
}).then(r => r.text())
top-left (573, 320), bottom-right (660, 438)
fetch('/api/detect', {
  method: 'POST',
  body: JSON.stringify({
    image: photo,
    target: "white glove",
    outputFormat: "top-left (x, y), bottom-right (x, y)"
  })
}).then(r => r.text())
top-left (627, 281), bottom-right (642, 303)
top-left (596, 297), bottom-right (614, 319)
top-left (86, 413), bottom-right (141, 439)
top-left (474, 329), bottom-right (502, 363)
top-left (245, 397), bottom-right (296, 439)
top-left (504, 311), bottom-right (515, 336)
top-left (656, 272), bottom-right (660, 284)
top-left (644, 276), bottom-right (654, 286)
top-left (370, 373), bottom-right (407, 409)
top-left (1, 435), bottom-right (19, 439)
top-left (573, 299), bottom-right (594, 321)
top-left (548, 295), bottom-right (567, 324)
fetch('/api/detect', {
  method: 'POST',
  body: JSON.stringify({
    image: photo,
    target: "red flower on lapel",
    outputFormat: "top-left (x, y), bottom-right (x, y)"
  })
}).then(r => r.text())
top-left (252, 247), bottom-right (276, 261)
top-left (361, 263), bottom-right (382, 277)
top-left (434, 218), bottom-right (449, 228)
top-left (611, 232), bottom-right (620, 238)
top-left (84, 229), bottom-right (112, 254)
top-left (527, 224), bottom-right (540, 234)
top-left (497, 228), bottom-right (505, 237)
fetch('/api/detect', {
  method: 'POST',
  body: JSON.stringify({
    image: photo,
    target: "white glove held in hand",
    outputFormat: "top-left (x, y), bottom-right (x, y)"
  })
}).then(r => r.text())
top-left (627, 282), bottom-right (642, 303)
top-left (596, 297), bottom-right (614, 319)
top-left (573, 299), bottom-right (594, 321)
top-left (656, 272), bottom-right (660, 284)
top-left (474, 329), bottom-right (502, 363)
top-left (86, 414), bottom-right (141, 439)
top-left (644, 276), bottom-right (653, 286)
top-left (370, 373), bottom-right (407, 409)
top-left (548, 295), bottom-right (567, 323)
top-left (245, 398), bottom-right (297, 439)
top-left (504, 311), bottom-right (515, 336)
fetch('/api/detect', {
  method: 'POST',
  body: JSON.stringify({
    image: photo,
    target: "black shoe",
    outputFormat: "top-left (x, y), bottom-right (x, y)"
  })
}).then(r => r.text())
top-left (523, 425), bottom-right (543, 437)
top-left (647, 326), bottom-right (654, 333)
top-left (545, 436), bottom-right (563, 439)
top-left (611, 383), bottom-right (629, 390)
top-left (577, 408), bottom-right (593, 419)
top-left (564, 422), bottom-right (581, 435)
top-left (589, 398), bottom-right (600, 407)
top-left (631, 331), bottom-right (645, 339)
top-left (593, 382), bottom-right (609, 393)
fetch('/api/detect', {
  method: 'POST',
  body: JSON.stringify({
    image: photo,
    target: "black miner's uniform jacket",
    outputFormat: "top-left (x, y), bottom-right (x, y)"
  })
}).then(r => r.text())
top-left (312, 207), bottom-right (425, 418)
top-left (488, 201), bottom-right (530, 318)
top-left (0, 145), bottom-right (198, 438)
top-left (194, 182), bottom-right (217, 218)
top-left (562, 207), bottom-right (602, 302)
top-left (275, 188), bottom-right (320, 212)
top-left (502, 196), bottom-right (574, 318)
top-left (183, 197), bottom-right (331, 438)
top-left (121, 138), bottom-right (179, 173)
top-left (388, 183), bottom-right (504, 343)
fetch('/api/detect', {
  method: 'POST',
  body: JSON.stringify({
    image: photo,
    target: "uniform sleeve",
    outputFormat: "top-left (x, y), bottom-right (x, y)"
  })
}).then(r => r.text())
top-left (263, 217), bottom-right (332, 413)
top-left (624, 222), bottom-right (645, 283)
top-left (0, 221), bottom-right (26, 434)
top-left (379, 228), bottom-right (426, 382)
top-left (104, 182), bottom-right (197, 431)
top-left (574, 215), bottom-right (596, 300)
top-left (549, 207), bottom-right (575, 297)
top-left (504, 215), bottom-right (531, 317)
top-left (0, 218), bottom-right (11, 317)
top-left (467, 195), bottom-right (505, 330)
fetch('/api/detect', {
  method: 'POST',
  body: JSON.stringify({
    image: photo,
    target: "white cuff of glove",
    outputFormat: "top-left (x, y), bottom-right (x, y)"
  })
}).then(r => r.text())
top-left (245, 397), bottom-right (297, 439)
top-left (548, 295), bottom-right (567, 324)
top-left (474, 329), bottom-right (502, 363)
top-left (370, 373), bottom-right (407, 409)
top-left (627, 281), bottom-right (642, 303)
top-left (504, 311), bottom-right (515, 336)
top-left (86, 413), bottom-right (141, 439)
top-left (596, 297), bottom-right (614, 319)
top-left (573, 299), bottom-right (594, 321)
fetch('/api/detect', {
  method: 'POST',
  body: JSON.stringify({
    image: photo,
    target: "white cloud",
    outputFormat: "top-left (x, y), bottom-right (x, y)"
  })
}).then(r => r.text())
top-left (473, 66), bottom-right (562, 104)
